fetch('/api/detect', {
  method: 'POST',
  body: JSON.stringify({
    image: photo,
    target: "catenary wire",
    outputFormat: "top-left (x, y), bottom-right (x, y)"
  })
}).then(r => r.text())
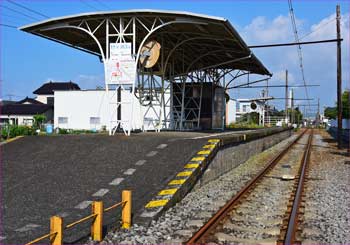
top-left (0, 23), bottom-right (17, 29)
top-left (0, 4), bottom-right (40, 21)
top-left (300, 17), bottom-right (336, 40)
top-left (6, 0), bottom-right (50, 18)
top-left (93, 0), bottom-right (111, 10)
top-left (79, 0), bottom-right (100, 11)
top-left (288, 0), bottom-right (311, 111)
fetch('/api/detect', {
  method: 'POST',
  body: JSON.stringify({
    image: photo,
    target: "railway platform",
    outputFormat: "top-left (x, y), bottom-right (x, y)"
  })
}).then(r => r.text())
top-left (1, 128), bottom-right (289, 244)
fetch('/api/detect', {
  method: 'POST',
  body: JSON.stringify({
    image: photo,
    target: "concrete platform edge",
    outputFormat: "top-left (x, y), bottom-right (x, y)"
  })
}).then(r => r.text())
top-left (137, 127), bottom-right (292, 226)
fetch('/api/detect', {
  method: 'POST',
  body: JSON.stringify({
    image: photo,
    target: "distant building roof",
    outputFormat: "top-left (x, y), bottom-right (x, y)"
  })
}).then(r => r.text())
top-left (0, 100), bottom-right (16, 106)
top-left (1, 104), bottom-right (52, 115)
top-left (33, 81), bottom-right (80, 95)
top-left (16, 97), bottom-right (44, 105)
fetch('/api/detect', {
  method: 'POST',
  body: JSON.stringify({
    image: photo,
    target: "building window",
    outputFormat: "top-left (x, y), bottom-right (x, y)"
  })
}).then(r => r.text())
top-left (23, 119), bottom-right (34, 126)
top-left (58, 117), bottom-right (68, 124)
top-left (90, 117), bottom-right (100, 125)
top-left (236, 102), bottom-right (240, 111)
top-left (242, 105), bottom-right (248, 112)
top-left (47, 97), bottom-right (54, 105)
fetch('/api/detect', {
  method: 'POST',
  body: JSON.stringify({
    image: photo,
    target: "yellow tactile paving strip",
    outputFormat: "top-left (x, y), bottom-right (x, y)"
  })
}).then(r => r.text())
top-left (144, 138), bottom-right (220, 208)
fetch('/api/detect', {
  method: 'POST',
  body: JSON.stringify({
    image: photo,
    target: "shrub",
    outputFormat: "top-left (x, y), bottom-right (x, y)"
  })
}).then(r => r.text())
top-left (227, 122), bottom-right (263, 129)
top-left (58, 128), bottom-right (68, 134)
top-left (33, 114), bottom-right (46, 129)
top-left (1, 125), bottom-right (36, 139)
top-left (71, 129), bottom-right (95, 134)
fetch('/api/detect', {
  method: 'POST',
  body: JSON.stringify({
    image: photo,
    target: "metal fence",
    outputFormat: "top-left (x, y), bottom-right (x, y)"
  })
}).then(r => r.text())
top-left (25, 190), bottom-right (132, 245)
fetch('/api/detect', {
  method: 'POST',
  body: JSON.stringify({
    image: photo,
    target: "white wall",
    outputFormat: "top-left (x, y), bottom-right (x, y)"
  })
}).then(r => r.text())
top-left (55, 90), bottom-right (109, 130)
top-left (0, 109), bottom-right (53, 126)
top-left (226, 100), bottom-right (236, 125)
top-left (0, 115), bottom-right (34, 126)
top-left (54, 90), bottom-right (169, 131)
top-left (35, 95), bottom-right (52, 104)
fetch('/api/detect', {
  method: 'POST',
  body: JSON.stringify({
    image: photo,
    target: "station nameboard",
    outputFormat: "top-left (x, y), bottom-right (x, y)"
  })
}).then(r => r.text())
top-left (110, 43), bottom-right (132, 58)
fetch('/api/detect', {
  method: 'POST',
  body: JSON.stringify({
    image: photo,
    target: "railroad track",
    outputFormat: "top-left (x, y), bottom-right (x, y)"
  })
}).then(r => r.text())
top-left (186, 129), bottom-right (313, 245)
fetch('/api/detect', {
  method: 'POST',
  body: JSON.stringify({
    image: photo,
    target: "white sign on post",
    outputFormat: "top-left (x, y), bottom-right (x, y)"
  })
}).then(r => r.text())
top-left (106, 58), bottom-right (136, 85)
top-left (110, 43), bottom-right (132, 57)
top-left (106, 42), bottom-right (136, 85)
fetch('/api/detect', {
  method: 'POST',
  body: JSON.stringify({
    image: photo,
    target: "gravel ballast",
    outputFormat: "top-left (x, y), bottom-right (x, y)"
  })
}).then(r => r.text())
top-left (93, 133), bottom-right (298, 244)
top-left (300, 130), bottom-right (350, 244)
top-left (93, 130), bottom-right (349, 244)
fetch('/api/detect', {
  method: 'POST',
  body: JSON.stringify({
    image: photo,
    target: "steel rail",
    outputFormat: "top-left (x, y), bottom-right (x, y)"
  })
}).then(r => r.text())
top-left (280, 129), bottom-right (313, 244)
top-left (186, 129), bottom-right (308, 244)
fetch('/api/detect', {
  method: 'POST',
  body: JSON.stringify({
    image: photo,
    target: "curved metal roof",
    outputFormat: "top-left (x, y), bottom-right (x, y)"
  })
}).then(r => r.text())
top-left (20, 9), bottom-right (271, 77)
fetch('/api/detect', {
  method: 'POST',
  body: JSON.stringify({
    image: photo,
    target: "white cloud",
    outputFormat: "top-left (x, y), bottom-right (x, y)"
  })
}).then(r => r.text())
top-left (273, 69), bottom-right (296, 84)
top-left (75, 74), bottom-right (104, 89)
top-left (237, 12), bottom-right (350, 109)
top-left (243, 15), bottom-right (303, 43)
top-left (45, 78), bottom-right (67, 83)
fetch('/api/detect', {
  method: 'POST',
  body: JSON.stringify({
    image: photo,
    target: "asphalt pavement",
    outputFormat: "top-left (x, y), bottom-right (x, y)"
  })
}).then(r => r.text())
top-left (0, 131), bottom-right (244, 244)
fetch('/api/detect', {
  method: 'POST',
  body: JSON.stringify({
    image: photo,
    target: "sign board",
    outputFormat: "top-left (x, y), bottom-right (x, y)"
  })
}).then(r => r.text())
top-left (106, 57), bottom-right (136, 85)
top-left (106, 42), bottom-right (136, 85)
top-left (110, 43), bottom-right (132, 58)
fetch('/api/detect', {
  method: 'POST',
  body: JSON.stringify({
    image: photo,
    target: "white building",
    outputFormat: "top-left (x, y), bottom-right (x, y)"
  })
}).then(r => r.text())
top-left (225, 99), bottom-right (236, 126)
top-left (0, 97), bottom-right (53, 126)
top-left (235, 98), bottom-right (265, 121)
top-left (233, 97), bottom-right (274, 126)
top-left (33, 81), bottom-right (80, 105)
top-left (54, 89), bottom-right (170, 131)
top-left (0, 81), bottom-right (81, 127)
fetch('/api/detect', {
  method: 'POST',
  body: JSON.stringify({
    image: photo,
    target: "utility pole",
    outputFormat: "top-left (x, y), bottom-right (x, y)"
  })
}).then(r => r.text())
top-left (303, 105), bottom-right (307, 126)
top-left (291, 89), bottom-right (294, 124)
top-left (285, 70), bottom-right (289, 124)
top-left (266, 80), bottom-right (269, 125)
top-left (337, 4), bottom-right (342, 148)
top-left (317, 98), bottom-right (320, 127)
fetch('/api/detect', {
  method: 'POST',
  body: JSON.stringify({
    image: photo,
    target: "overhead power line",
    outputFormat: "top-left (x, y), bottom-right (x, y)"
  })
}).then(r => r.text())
top-left (0, 9), bottom-right (38, 23)
top-left (1, 12), bottom-right (27, 20)
top-left (0, 18), bottom-right (21, 26)
top-left (79, 0), bottom-right (100, 11)
top-left (6, 0), bottom-right (50, 18)
top-left (248, 38), bottom-right (342, 48)
top-left (0, 23), bottom-right (17, 29)
top-left (273, 98), bottom-right (314, 100)
top-left (237, 84), bottom-right (320, 88)
top-left (300, 17), bottom-right (336, 40)
top-left (0, 4), bottom-right (40, 21)
top-left (93, 0), bottom-right (111, 10)
top-left (227, 78), bottom-right (270, 90)
top-left (296, 104), bottom-right (319, 106)
top-left (288, 0), bottom-right (311, 108)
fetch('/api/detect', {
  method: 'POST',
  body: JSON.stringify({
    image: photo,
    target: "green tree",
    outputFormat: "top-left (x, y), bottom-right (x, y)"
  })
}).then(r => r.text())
top-left (33, 114), bottom-right (46, 129)
top-left (342, 90), bottom-right (349, 119)
top-left (324, 90), bottom-right (349, 119)
top-left (238, 112), bottom-right (260, 124)
top-left (324, 107), bottom-right (337, 119)
top-left (286, 108), bottom-right (303, 124)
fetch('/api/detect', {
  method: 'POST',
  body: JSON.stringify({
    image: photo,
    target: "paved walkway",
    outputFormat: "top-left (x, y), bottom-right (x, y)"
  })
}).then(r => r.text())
top-left (1, 131), bottom-right (250, 244)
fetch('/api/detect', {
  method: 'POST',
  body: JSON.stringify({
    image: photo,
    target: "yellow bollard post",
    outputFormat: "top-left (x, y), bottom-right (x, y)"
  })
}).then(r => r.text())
top-left (122, 190), bottom-right (132, 229)
top-left (91, 201), bottom-right (103, 241)
top-left (50, 216), bottom-right (63, 245)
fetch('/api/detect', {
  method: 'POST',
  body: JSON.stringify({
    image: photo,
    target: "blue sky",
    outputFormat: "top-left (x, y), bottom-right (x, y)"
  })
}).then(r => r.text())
top-left (1, 0), bottom-right (349, 116)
